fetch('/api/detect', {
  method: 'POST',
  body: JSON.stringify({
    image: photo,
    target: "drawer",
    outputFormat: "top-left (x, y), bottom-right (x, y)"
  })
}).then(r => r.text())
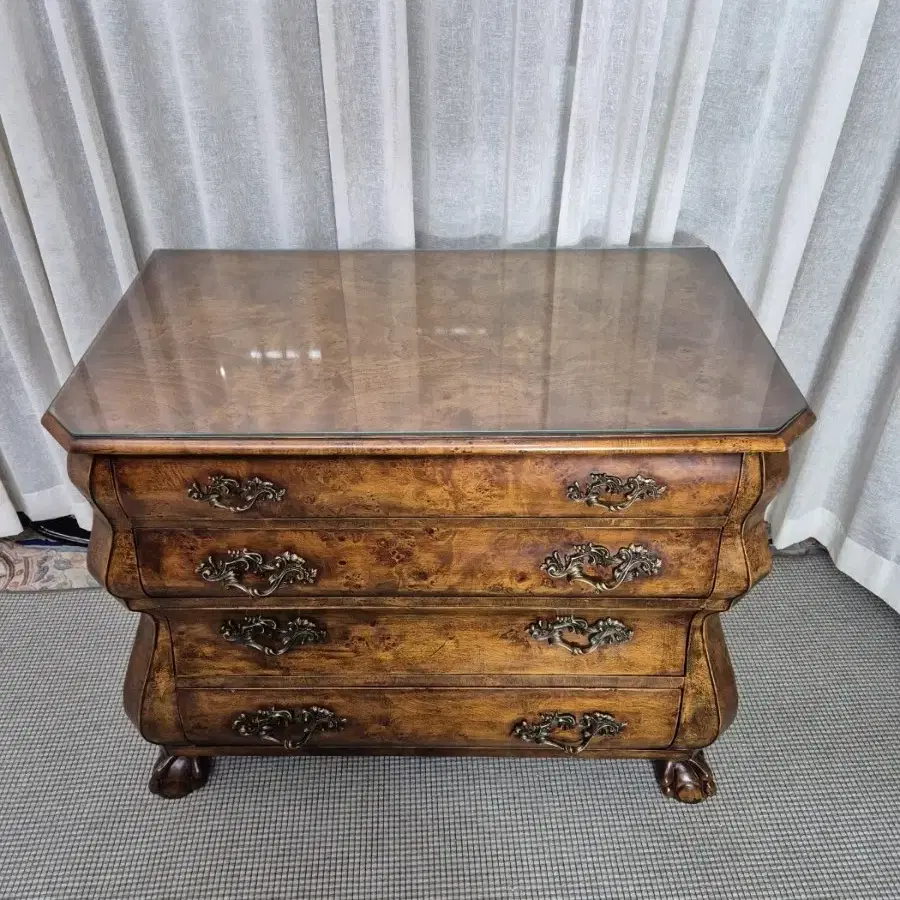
top-left (178, 687), bottom-right (682, 751)
top-left (135, 523), bottom-right (720, 599)
top-left (113, 454), bottom-right (740, 520)
top-left (168, 608), bottom-right (691, 678)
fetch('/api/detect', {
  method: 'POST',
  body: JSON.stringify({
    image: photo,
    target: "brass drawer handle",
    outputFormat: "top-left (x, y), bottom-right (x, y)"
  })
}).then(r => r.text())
top-left (232, 706), bottom-right (346, 750)
top-left (220, 615), bottom-right (327, 656)
top-left (513, 711), bottom-right (626, 754)
top-left (188, 475), bottom-right (286, 512)
top-left (566, 472), bottom-right (666, 510)
top-left (196, 549), bottom-right (318, 597)
top-left (526, 616), bottom-right (633, 655)
top-left (541, 542), bottom-right (661, 592)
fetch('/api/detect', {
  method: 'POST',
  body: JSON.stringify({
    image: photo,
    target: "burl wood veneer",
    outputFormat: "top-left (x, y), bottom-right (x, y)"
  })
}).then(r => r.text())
top-left (44, 249), bottom-right (813, 803)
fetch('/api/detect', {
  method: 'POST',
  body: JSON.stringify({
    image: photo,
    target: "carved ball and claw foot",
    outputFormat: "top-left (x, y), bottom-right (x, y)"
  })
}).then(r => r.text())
top-left (148, 750), bottom-right (213, 799)
top-left (654, 750), bottom-right (716, 803)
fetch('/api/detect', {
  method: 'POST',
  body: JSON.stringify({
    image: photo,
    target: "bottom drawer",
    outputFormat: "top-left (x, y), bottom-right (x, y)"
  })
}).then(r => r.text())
top-left (178, 687), bottom-right (681, 752)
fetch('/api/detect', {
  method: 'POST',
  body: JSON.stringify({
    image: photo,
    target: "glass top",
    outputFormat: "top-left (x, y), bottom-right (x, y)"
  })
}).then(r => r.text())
top-left (47, 249), bottom-right (809, 440)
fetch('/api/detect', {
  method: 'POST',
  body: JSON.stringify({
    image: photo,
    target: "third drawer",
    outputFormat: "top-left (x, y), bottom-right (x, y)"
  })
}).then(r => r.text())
top-left (168, 607), bottom-right (691, 678)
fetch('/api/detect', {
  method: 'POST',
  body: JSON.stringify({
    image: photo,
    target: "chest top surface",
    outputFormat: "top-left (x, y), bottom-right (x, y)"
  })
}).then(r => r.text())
top-left (44, 249), bottom-right (811, 451)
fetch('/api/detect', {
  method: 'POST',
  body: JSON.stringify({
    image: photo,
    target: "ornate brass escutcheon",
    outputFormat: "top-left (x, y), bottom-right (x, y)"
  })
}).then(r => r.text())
top-left (541, 542), bottom-right (662, 592)
top-left (187, 475), bottom-right (286, 512)
top-left (565, 472), bottom-right (666, 511)
top-left (512, 711), bottom-right (626, 754)
top-left (231, 706), bottom-right (346, 750)
top-left (220, 615), bottom-right (328, 656)
top-left (196, 549), bottom-right (318, 597)
top-left (525, 615), bottom-right (633, 655)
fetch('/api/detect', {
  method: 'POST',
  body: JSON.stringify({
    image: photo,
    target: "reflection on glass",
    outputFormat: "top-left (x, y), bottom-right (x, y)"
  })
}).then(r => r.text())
top-left (48, 249), bottom-right (809, 438)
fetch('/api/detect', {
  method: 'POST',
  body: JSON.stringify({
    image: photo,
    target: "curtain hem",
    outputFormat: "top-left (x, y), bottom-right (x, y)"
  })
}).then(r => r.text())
top-left (0, 486), bottom-right (93, 538)
top-left (774, 506), bottom-right (900, 614)
top-left (0, 493), bottom-right (20, 535)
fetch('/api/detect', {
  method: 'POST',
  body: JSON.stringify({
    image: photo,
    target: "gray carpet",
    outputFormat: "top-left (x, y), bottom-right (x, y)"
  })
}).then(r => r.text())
top-left (1, 556), bottom-right (899, 900)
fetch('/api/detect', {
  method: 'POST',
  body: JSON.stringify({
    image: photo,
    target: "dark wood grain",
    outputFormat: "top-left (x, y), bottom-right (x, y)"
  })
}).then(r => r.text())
top-left (167, 607), bottom-right (691, 678)
top-left (673, 611), bottom-right (736, 749)
top-left (158, 744), bottom-right (702, 760)
top-left (123, 613), bottom-right (184, 745)
top-left (175, 674), bottom-right (685, 690)
top-left (113, 453), bottom-right (741, 519)
top-left (44, 250), bottom-right (810, 448)
top-left (178, 686), bottom-right (682, 750)
top-left (134, 523), bottom-right (721, 598)
top-left (41, 414), bottom-right (816, 455)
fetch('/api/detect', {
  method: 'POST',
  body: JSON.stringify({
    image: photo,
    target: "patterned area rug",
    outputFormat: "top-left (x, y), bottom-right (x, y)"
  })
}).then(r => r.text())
top-left (0, 531), bottom-right (98, 591)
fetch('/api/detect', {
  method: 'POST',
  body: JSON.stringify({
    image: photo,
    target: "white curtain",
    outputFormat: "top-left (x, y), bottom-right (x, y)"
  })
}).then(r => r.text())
top-left (1, 0), bottom-right (898, 609)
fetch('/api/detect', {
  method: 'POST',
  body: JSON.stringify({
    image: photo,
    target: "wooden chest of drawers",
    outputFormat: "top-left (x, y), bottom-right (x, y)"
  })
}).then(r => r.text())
top-left (43, 249), bottom-right (813, 803)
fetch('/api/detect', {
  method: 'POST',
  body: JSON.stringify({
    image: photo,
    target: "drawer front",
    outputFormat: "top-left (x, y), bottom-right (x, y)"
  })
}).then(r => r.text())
top-left (136, 524), bottom-right (720, 599)
top-left (113, 454), bottom-right (740, 520)
top-left (169, 608), bottom-right (691, 678)
top-left (178, 687), bottom-right (681, 751)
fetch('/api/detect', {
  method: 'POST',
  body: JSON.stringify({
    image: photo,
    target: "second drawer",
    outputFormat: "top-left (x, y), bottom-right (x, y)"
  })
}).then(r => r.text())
top-left (169, 608), bottom-right (691, 678)
top-left (135, 524), bottom-right (720, 598)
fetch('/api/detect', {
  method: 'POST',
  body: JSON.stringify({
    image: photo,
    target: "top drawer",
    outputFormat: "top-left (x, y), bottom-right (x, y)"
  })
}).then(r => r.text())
top-left (112, 454), bottom-right (740, 521)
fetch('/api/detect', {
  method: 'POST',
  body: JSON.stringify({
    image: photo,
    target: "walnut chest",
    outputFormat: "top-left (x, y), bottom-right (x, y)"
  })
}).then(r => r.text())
top-left (43, 249), bottom-right (814, 802)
